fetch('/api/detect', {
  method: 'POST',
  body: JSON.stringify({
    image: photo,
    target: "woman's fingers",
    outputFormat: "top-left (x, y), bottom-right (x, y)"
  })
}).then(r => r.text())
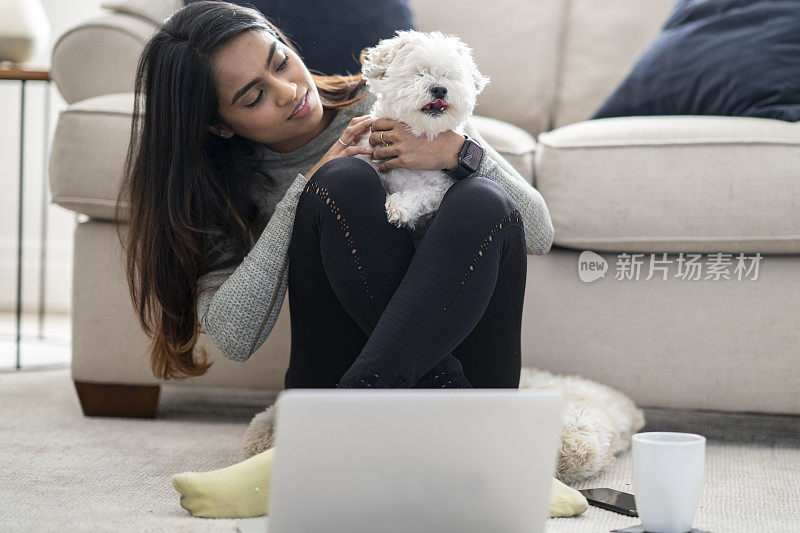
top-left (348, 115), bottom-right (374, 127)
top-left (349, 118), bottom-right (375, 133)
top-left (343, 118), bottom-right (375, 145)
top-left (345, 145), bottom-right (373, 156)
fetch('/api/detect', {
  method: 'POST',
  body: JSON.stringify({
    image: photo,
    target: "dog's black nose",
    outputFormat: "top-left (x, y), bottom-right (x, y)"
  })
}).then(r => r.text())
top-left (430, 85), bottom-right (448, 99)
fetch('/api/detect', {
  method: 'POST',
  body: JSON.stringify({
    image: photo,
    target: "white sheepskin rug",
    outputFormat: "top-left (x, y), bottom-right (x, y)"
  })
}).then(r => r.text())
top-left (518, 367), bottom-right (645, 484)
top-left (242, 367), bottom-right (645, 484)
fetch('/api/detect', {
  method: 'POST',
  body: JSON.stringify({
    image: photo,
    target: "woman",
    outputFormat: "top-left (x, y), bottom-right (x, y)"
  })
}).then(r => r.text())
top-left (119, 0), bottom-right (581, 521)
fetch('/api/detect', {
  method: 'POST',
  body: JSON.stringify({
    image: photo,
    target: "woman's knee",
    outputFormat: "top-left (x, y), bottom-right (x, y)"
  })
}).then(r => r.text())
top-left (309, 156), bottom-right (383, 204)
top-left (442, 176), bottom-right (520, 222)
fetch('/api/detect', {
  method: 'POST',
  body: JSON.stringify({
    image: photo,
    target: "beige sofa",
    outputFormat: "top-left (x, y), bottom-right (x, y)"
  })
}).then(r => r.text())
top-left (50, 0), bottom-right (800, 418)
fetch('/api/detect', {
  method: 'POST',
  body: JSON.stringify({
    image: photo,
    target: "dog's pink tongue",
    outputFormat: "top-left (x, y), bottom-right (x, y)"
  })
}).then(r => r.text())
top-left (426, 99), bottom-right (450, 110)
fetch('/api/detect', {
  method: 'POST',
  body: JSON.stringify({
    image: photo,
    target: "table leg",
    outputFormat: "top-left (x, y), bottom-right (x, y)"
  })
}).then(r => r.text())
top-left (15, 80), bottom-right (26, 369)
top-left (38, 80), bottom-right (51, 339)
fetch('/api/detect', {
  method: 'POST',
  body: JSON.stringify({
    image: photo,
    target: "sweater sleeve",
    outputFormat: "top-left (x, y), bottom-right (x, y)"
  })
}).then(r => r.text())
top-left (463, 119), bottom-right (554, 255)
top-left (195, 172), bottom-right (308, 362)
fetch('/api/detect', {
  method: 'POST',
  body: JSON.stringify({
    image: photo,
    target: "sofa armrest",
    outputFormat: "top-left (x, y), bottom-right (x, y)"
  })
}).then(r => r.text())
top-left (49, 93), bottom-right (137, 220)
top-left (534, 115), bottom-right (800, 253)
top-left (51, 0), bottom-right (182, 105)
top-left (51, 12), bottom-right (157, 105)
top-left (471, 115), bottom-right (536, 186)
top-left (100, 0), bottom-right (183, 26)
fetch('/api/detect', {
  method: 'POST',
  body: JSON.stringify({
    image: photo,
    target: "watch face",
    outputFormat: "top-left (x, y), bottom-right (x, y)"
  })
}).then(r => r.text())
top-left (461, 141), bottom-right (483, 172)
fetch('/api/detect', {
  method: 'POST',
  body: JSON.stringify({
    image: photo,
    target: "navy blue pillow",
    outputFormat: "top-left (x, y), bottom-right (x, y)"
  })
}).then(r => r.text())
top-left (184, 0), bottom-right (417, 76)
top-left (593, 0), bottom-right (800, 122)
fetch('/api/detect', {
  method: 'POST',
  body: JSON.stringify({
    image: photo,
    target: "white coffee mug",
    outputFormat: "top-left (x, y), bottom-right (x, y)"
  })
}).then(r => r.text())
top-left (632, 432), bottom-right (706, 533)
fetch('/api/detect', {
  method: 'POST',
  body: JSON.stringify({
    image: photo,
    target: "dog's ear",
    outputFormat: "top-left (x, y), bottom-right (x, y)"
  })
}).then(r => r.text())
top-left (360, 31), bottom-right (413, 80)
top-left (471, 68), bottom-right (491, 94)
top-left (454, 42), bottom-right (491, 94)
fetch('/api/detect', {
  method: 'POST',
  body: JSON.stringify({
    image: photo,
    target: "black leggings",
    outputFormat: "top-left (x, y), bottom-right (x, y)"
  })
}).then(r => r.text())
top-left (285, 156), bottom-right (526, 389)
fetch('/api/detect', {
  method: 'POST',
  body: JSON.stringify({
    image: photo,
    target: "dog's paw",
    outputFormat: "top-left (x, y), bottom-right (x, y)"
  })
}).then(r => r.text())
top-left (385, 196), bottom-right (413, 228)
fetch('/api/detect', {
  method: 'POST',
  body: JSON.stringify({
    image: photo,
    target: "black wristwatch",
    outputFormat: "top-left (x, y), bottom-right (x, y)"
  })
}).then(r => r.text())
top-left (442, 134), bottom-right (483, 180)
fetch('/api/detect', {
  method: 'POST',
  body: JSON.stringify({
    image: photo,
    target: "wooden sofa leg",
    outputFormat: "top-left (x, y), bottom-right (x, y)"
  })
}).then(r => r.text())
top-left (73, 380), bottom-right (161, 418)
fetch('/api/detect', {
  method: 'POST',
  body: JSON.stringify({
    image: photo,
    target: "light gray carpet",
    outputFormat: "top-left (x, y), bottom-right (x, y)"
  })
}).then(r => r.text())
top-left (2, 368), bottom-right (799, 532)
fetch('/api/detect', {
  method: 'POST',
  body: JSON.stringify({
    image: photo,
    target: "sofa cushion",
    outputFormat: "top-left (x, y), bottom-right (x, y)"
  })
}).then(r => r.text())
top-left (49, 93), bottom-right (536, 221)
top-left (534, 115), bottom-right (800, 253)
top-left (593, 0), bottom-right (800, 122)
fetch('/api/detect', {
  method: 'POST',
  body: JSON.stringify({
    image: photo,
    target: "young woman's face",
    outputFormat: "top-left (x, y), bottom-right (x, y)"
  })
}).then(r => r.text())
top-left (208, 29), bottom-right (328, 152)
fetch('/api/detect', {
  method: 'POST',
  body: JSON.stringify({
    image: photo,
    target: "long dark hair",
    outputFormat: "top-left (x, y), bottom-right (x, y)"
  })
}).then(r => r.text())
top-left (115, 0), bottom-right (368, 381)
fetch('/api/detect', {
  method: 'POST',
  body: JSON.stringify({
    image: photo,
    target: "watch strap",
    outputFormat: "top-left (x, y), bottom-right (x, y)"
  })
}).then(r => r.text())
top-left (443, 134), bottom-right (481, 180)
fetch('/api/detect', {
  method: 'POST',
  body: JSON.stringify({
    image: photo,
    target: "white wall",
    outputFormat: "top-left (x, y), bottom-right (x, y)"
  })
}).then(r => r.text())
top-left (0, 0), bottom-right (106, 315)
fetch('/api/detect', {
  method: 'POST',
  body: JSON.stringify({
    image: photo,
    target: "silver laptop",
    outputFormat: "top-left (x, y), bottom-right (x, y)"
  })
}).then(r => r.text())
top-left (250, 388), bottom-right (566, 533)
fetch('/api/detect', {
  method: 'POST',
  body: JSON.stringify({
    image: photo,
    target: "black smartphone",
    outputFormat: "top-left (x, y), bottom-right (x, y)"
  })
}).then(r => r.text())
top-left (578, 487), bottom-right (638, 517)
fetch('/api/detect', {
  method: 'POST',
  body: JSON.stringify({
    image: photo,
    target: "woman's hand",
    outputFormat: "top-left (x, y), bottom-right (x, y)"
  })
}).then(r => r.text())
top-left (305, 115), bottom-right (375, 181)
top-left (368, 119), bottom-right (465, 173)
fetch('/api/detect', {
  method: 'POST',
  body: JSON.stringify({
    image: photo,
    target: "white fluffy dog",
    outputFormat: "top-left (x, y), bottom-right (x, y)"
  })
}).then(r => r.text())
top-left (353, 29), bottom-right (491, 234)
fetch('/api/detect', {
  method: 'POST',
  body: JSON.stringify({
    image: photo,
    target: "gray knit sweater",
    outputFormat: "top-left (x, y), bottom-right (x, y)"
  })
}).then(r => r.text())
top-left (196, 86), bottom-right (554, 363)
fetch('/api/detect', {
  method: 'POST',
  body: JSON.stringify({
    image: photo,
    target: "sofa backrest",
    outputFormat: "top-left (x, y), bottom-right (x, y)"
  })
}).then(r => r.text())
top-left (51, 0), bottom-right (677, 136)
top-left (407, 0), bottom-right (565, 140)
top-left (413, 0), bottom-right (677, 135)
top-left (550, 0), bottom-right (676, 129)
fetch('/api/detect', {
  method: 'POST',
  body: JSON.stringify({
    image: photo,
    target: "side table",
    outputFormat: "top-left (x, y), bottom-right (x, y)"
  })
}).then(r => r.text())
top-left (1, 62), bottom-right (56, 370)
